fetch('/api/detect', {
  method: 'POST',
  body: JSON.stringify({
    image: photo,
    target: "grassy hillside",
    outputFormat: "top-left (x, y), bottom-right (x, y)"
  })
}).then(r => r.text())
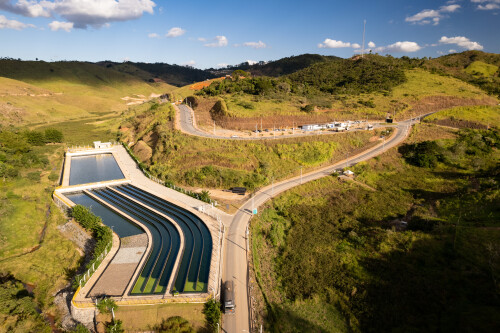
top-left (0, 129), bottom-right (81, 331)
top-left (99, 61), bottom-right (215, 87)
top-left (0, 59), bottom-right (173, 126)
top-left (425, 51), bottom-right (500, 97)
top-left (214, 54), bottom-right (342, 77)
top-left (189, 64), bottom-right (496, 130)
top-left (424, 105), bottom-right (500, 129)
top-left (251, 122), bottom-right (500, 332)
top-left (119, 102), bottom-right (380, 191)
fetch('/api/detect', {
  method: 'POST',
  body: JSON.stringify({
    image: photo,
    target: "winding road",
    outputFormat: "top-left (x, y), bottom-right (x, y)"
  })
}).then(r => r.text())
top-left (176, 104), bottom-right (419, 332)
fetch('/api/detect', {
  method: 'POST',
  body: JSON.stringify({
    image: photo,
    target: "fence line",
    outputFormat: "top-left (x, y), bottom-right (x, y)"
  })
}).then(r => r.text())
top-left (78, 241), bottom-right (112, 288)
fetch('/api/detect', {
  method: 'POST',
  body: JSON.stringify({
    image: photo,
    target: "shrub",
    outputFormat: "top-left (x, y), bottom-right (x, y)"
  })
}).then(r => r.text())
top-left (24, 130), bottom-right (45, 146)
top-left (203, 298), bottom-right (221, 332)
top-left (155, 316), bottom-right (195, 333)
top-left (27, 171), bottom-right (41, 182)
top-left (44, 128), bottom-right (63, 143)
top-left (300, 104), bottom-right (315, 113)
top-left (48, 172), bottom-right (59, 182)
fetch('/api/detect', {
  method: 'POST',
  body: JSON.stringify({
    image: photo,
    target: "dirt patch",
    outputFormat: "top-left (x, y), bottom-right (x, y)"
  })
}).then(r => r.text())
top-left (132, 140), bottom-right (152, 162)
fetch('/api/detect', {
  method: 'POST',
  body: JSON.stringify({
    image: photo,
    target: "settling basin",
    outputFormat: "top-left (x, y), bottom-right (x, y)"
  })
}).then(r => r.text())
top-left (69, 154), bottom-right (124, 185)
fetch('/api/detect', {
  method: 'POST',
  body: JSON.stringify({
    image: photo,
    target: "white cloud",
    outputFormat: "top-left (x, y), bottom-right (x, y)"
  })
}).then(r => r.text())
top-left (439, 36), bottom-right (484, 50)
top-left (318, 39), bottom-right (352, 48)
top-left (0, 0), bottom-right (156, 29)
top-left (204, 35), bottom-right (228, 47)
top-left (368, 41), bottom-right (376, 48)
top-left (246, 60), bottom-right (257, 65)
top-left (166, 27), bottom-right (185, 38)
top-left (148, 32), bottom-right (159, 38)
top-left (478, 3), bottom-right (500, 10)
top-left (216, 63), bottom-right (229, 68)
top-left (0, 14), bottom-right (34, 29)
top-left (181, 60), bottom-right (195, 66)
top-left (48, 20), bottom-right (73, 32)
top-left (471, 0), bottom-right (500, 10)
top-left (449, 49), bottom-right (457, 53)
top-left (375, 41), bottom-right (422, 53)
top-left (405, 4), bottom-right (460, 25)
top-left (243, 40), bottom-right (266, 49)
top-left (0, 0), bottom-right (51, 17)
top-left (197, 37), bottom-right (206, 42)
top-left (318, 38), bottom-right (361, 49)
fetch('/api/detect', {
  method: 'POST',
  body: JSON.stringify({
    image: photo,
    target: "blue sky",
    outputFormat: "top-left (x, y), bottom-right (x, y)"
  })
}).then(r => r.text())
top-left (0, 0), bottom-right (498, 68)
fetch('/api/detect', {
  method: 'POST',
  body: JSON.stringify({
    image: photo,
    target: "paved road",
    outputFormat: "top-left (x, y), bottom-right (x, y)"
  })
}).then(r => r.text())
top-left (178, 104), bottom-right (425, 332)
top-left (177, 104), bottom-right (384, 141)
top-left (222, 120), bottom-right (415, 333)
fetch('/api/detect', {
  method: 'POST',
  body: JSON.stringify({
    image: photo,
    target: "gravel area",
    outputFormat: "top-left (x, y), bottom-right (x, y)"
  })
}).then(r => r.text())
top-left (121, 233), bottom-right (148, 248)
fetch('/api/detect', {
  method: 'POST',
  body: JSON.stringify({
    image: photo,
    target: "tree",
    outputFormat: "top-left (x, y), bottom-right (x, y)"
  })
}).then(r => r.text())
top-left (44, 128), bottom-right (63, 143)
top-left (96, 298), bottom-right (117, 315)
top-left (105, 319), bottom-right (124, 333)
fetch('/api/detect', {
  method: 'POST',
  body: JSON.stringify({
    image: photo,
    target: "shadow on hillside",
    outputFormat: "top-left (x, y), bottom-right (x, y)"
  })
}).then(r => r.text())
top-left (357, 235), bottom-right (500, 333)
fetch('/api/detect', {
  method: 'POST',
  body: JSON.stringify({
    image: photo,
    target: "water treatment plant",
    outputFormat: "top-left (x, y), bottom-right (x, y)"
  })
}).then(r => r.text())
top-left (53, 144), bottom-right (221, 307)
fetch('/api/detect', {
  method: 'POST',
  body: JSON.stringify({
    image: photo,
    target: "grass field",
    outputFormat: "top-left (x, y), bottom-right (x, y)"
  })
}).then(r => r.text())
top-left (98, 303), bottom-right (205, 331)
top-left (251, 123), bottom-right (500, 331)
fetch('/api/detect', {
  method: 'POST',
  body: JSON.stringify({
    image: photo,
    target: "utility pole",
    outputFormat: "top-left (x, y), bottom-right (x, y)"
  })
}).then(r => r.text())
top-left (361, 19), bottom-right (366, 58)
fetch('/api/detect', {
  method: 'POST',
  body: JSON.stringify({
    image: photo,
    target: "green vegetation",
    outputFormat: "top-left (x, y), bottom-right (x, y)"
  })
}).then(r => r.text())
top-left (105, 319), bottom-right (124, 333)
top-left (0, 60), bottom-right (172, 127)
top-left (464, 60), bottom-right (499, 77)
top-left (154, 316), bottom-right (195, 333)
top-left (0, 274), bottom-right (51, 332)
top-left (251, 124), bottom-right (499, 332)
top-left (425, 50), bottom-right (500, 97)
top-left (202, 298), bottom-right (221, 332)
top-left (424, 105), bottom-right (500, 128)
top-left (0, 128), bottom-right (80, 331)
top-left (71, 205), bottom-right (113, 289)
top-left (96, 298), bottom-right (118, 314)
top-left (120, 103), bottom-right (375, 190)
top-left (100, 303), bottom-right (205, 331)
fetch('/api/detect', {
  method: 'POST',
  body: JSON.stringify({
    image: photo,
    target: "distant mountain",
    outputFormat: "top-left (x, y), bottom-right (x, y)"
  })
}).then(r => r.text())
top-left (212, 54), bottom-right (342, 77)
top-left (98, 61), bottom-right (216, 87)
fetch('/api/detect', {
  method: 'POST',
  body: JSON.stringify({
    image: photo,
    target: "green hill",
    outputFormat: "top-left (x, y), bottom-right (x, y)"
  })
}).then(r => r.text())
top-left (218, 54), bottom-right (342, 77)
top-left (425, 51), bottom-right (500, 97)
top-left (98, 61), bottom-right (216, 87)
top-left (0, 60), bottom-right (173, 126)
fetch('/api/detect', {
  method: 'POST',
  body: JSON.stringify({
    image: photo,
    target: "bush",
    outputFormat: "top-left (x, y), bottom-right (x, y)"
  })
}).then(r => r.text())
top-left (97, 298), bottom-right (117, 314)
top-left (155, 316), bottom-right (195, 333)
top-left (301, 104), bottom-right (315, 113)
top-left (27, 171), bottom-right (41, 182)
top-left (48, 172), bottom-right (59, 182)
top-left (203, 298), bottom-right (221, 332)
top-left (44, 128), bottom-right (63, 143)
top-left (24, 130), bottom-right (45, 146)
top-left (105, 319), bottom-right (124, 333)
